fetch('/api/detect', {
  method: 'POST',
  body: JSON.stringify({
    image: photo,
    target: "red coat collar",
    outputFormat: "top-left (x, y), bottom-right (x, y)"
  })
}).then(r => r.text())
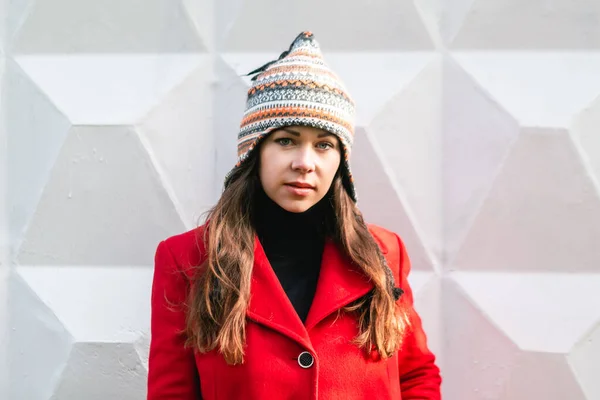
top-left (246, 236), bottom-right (374, 349)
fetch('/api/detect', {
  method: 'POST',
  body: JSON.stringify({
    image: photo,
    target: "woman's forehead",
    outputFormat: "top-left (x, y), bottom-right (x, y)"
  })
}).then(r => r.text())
top-left (277, 126), bottom-right (334, 137)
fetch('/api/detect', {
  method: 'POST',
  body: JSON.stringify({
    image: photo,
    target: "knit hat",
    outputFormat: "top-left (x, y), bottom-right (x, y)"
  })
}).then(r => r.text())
top-left (224, 31), bottom-right (358, 202)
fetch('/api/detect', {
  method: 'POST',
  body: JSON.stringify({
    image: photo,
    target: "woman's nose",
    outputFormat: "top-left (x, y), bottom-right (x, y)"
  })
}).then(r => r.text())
top-left (291, 147), bottom-right (316, 173)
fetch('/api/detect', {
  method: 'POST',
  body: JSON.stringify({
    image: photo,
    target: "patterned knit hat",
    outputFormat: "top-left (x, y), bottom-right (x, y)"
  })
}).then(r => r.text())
top-left (224, 31), bottom-right (357, 202)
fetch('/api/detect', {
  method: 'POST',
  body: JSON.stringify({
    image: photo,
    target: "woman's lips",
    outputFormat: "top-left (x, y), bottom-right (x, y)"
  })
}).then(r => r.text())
top-left (284, 183), bottom-right (315, 196)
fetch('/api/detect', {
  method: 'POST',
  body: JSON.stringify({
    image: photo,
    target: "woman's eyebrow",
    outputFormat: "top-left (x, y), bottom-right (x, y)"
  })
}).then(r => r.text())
top-left (318, 132), bottom-right (335, 138)
top-left (280, 127), bottom-right (334, 138)
top-left (281, 128), bottom-right (301, 136)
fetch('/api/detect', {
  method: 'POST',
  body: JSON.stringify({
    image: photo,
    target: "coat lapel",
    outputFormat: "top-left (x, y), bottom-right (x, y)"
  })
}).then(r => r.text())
top-left (246, 236), bottom-right (313, 350)
top-left (304, 240), bottom-right (374, 330)
top-left (246, 237), bottom-right (379, 344)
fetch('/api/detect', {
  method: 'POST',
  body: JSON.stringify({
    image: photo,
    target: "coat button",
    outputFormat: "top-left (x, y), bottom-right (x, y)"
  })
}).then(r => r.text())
top-left (297, 351), bottom-right (314, 368)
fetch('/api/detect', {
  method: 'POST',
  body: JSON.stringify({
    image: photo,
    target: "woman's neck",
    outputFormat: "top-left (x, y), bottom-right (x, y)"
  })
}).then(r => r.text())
top-left (252, 186), bottom-right (331, 245)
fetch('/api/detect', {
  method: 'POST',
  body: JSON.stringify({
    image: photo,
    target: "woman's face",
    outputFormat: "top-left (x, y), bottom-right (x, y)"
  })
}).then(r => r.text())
top-left (258, 125), bottom-right (341, 213)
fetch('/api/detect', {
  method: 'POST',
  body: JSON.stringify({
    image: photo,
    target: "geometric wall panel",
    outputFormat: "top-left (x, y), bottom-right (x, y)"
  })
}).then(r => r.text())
top-left (451, 0), bottom-right (600, 49)
top-left (16, 126), bottom-right (185, 266)
top-left (134, 333), bottom-right (151, 371)
top-left (449, 271), bottom-right (600, 398)
top-left (5, 58), bottom-right (71, 252)
top-left (367, 54), bottom-right (522, 265)
top-left (442, 56), bottom-right (520, 264)
top-left (369, 56), bottom-right (443, 264)
top-left (12, 0), bottom-right (205, 53)
top-left (443, 272), bottom-right (597, 399)
top-left (573, 95), bottom-right (600, 188)
top-left (353, 128), bottom-right (435, 272)
top-left (14, 265), bottom-right (153, 399)
top-left (502, 352), bottom-right (587, 400)
top-left (8, 273), bottom-right (72, 400)
top-left (443, 277), bottom-right (522, 400)
top-left (219, 0), bottom-right (434, 51)
top-left (0, 0), bottom-right (30, 53)
top-left (452, 53), bottom-right (600, 127)
top-left (213, 56), bottom-right (249, 187)
top-left (330, 53), bottom-right (436, 127)
top-left (50, 342), bottom-right (147, 400)
top-left (410, 273), bottom-right (443, 370)
top-left (14, 54), bottom-right (207, 125)
top-left (138, 60), bottom-right (217, 226)
top-left (183, 0), bottom-right (214, 52)
top-left (412, 0), bottom-right (477, 47)
top-left (16, 266), bottom-right (153, 342)
top-left (0, 48), bottom-right (7, 400)
top-left (569, 324), bottom-right (600, 400)
top-left (453, 128), bottom-right (600, 272)
top-left (0, 280), bottom-right (6, 400)
top-left (451, 272), bottom-right (600, 353)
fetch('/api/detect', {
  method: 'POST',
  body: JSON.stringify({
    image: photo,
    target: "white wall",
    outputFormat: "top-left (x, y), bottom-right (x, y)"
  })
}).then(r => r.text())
top-left (2, 0), bottom-right (600, 399)
top-left (1, 0), bottom-right (11, 395)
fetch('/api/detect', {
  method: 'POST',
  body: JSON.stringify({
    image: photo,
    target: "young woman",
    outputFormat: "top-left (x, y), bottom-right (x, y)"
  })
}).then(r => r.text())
top-left (147, 31), bottom-right (441, 399)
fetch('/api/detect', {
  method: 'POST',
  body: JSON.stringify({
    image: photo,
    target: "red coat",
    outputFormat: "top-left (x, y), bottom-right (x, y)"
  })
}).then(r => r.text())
top-left (147, 224), bottom-right (441, 399)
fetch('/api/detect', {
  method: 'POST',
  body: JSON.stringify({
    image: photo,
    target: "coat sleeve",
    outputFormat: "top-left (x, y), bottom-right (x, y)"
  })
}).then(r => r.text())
top-left (147, 240), bottom-right (202, 400)
top-left (395, 234), bottom-right (442, 399)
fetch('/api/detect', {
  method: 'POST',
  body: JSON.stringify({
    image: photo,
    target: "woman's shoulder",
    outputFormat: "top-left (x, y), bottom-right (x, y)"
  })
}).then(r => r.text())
top-left (366, 224), bottom-right (411, 281)
top-left (367, 223), bottom-right (403, 254)
top-left (162, 223), bottom-right (206, 247)
top-left (157, 223), bottom-right (209, 276)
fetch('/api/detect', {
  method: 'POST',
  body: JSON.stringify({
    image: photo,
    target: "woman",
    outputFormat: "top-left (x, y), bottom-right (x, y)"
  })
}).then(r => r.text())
top-left (147, 31), bottom-right (441, 399)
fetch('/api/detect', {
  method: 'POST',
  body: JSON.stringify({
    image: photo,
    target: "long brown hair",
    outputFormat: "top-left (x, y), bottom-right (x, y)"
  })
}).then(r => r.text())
top-left (184, 153), bottom-right (410, 365)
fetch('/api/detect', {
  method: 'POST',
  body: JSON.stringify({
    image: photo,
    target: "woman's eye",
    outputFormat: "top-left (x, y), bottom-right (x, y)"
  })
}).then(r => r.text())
top-left (275, 138), bottom-right (293, 146)
top-left (317, 142), bottom-right (334, 150)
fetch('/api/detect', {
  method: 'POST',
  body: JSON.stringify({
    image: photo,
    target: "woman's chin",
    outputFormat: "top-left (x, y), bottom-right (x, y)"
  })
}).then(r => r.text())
top-left (276, 198), bottom-right (315, 214)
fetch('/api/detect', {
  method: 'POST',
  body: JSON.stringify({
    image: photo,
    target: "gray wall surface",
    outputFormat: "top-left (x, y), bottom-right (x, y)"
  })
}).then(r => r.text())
top-left (2, 0), bottom-right (600, 399)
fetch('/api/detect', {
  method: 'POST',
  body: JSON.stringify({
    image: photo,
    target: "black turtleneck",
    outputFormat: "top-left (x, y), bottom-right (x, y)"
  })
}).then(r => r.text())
top-left (253, 187), bottom-right (332, 323)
